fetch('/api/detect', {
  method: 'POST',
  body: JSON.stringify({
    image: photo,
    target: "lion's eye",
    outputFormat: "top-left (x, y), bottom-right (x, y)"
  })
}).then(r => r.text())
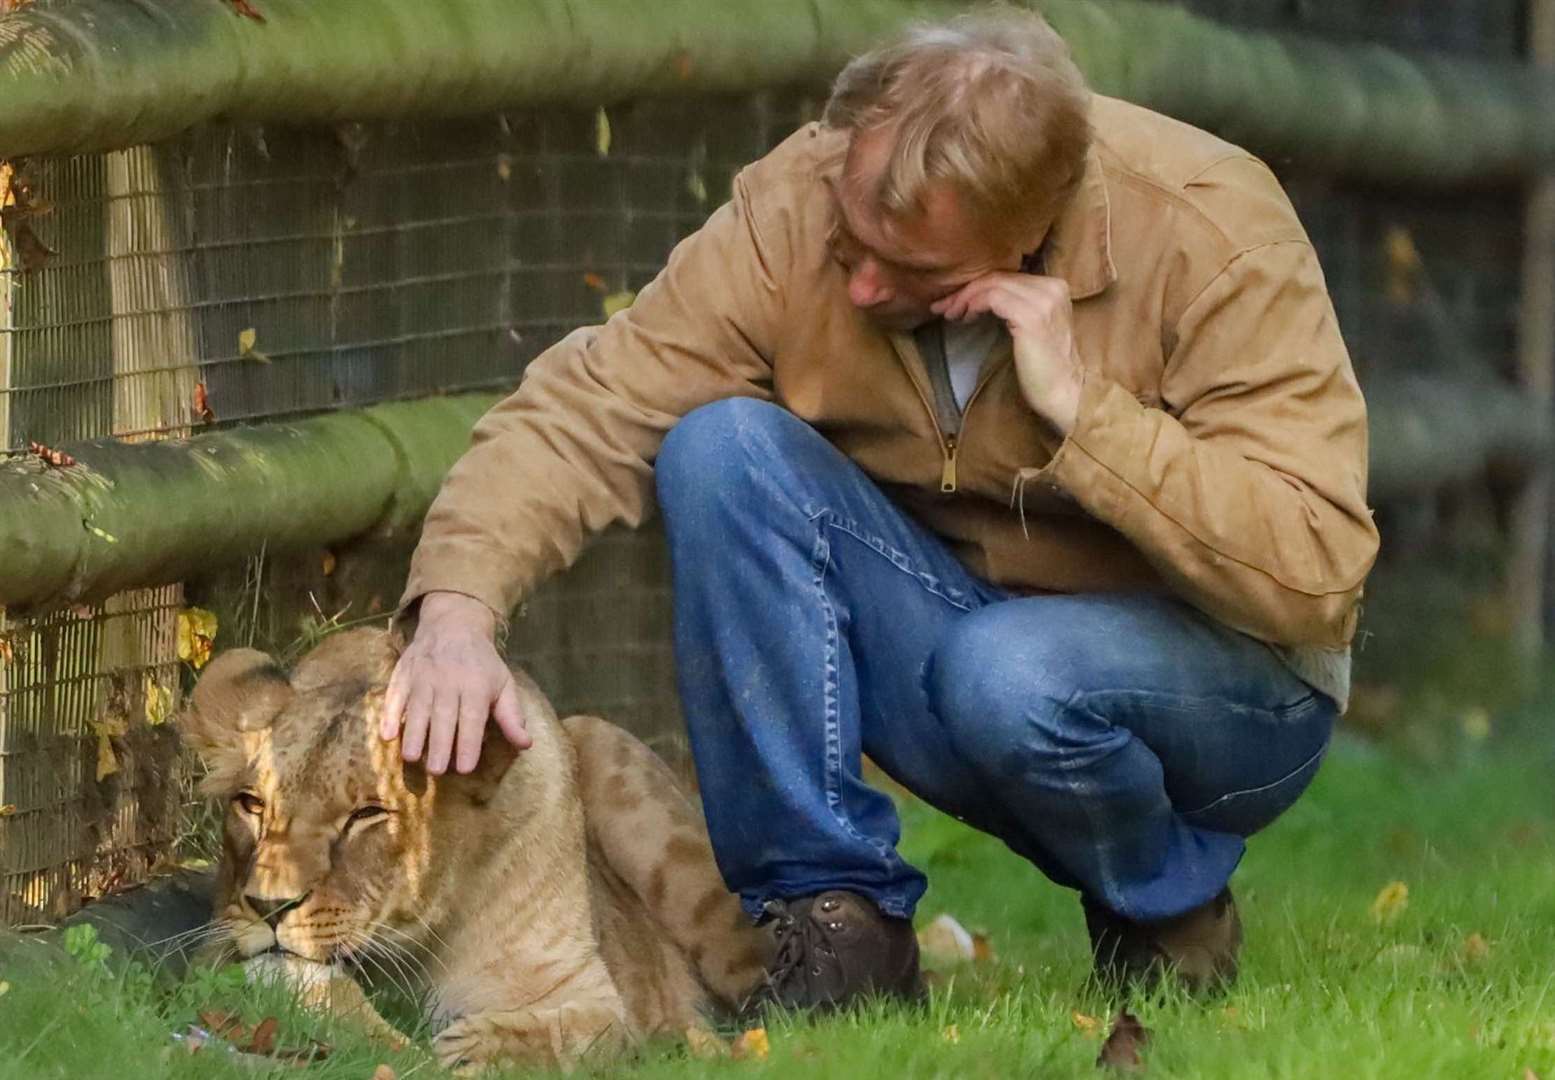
top-left (346, 805), bottom-right (387, 827)
top-left (234, 792), bottom-right (264, 816)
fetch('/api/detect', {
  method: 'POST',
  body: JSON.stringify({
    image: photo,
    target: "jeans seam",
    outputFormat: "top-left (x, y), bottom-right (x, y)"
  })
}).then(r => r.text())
top-left (1058, 688), bottom-right (1124, 902)
top-left (810, 522), bottom-right (895, 865)
top-left (1179, 741), bottom-right (1329, 819)
top-left (805, 507), bottom-right (977, 612)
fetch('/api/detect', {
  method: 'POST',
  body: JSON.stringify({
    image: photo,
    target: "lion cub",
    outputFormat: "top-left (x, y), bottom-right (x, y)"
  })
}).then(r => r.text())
top-left (180, 627), bottom-right (771, 1071)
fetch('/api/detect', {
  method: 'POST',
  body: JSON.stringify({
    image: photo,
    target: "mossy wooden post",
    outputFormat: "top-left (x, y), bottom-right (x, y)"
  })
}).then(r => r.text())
top-left (1511, 0), bottom-right (1555, 668)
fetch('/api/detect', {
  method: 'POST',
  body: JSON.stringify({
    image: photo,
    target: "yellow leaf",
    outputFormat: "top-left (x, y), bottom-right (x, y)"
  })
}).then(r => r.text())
top-left (1461, 932), bottom-right (1490, 963)
top-left (731, 1027), bottom-right (769, 1060)
top-left (595, 107), bottom-right (611, 157)
top-left (1369, 880), bottom-right (1409, 924)
top-left (941, 1023), bottom-right (960, 1044)
top-left (602, 290), bottom-right (636, 319)
top-left (0, 980), bottom-right (9, 996)
top-left (237, 327), bottom-right (271, 364)
top-left (1072, 1011), bottom-right (1101, 1036)
top-left (685, 1026), bottom-right (729, 1059)
top-left (177, 607), bottom-right (218, 669)
top-left (0, 804), bottom-right (15, 817)
top-left (321, 550), bottom-right (337, 577)
top-left (96, 734), bottom-right (119, 781)
top-left (144, 674), bottom-right (172, 726)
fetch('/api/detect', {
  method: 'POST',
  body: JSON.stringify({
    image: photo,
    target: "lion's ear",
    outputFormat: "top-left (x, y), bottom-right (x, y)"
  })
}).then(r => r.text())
top-left (290, 626), bottom-right (400, 691)
top-left (402, 724), bottom-right (519, 807)
top-left (182, 648), bottom-right (293, 776)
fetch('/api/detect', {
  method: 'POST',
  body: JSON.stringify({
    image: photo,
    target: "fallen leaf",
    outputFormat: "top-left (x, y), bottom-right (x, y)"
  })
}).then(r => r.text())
top-left (193, 381), bottom-right (216, 423)
top-left (602, 290), bottom-right (636, 319)
top-left (1524, 1069), bottom-right (1540, 1080)
top-left (918, 912), bottom-right (977, 963)
top-left (198, 1009), bottom-right (246, 1040)
top-left (672, 50), bottom-right (693, 80)
top-left (246, 1016), bottom-right (279, 1055)
top-left (941, 1023), bottom-right (960, 1044)
top-left (1072, 1011), bottom-right (1102, 1036)
top-left (595, 107), bottom-right (611, 157)
top-left (1461, 932), bottom-right (1491, 963)
top-left (0, 805), bottom-right (15, 817)
top-left (237, 327), bottom-right (272, 365)
top-left (731, 1027), bottom-right (769, 1060)
top-left (1383, 224), bottom-right (1422, 306)
top-left (144, 674), bottom-right (172, 726)
top-left (972, 930), bottom-right (995, 964)
top-left (0, 636), bottom-right (12, 665)
top-left (230, 0), bottom-right (266, 21)
top-left (89, 706), bottom-right (129, 781)
top-left (1370, 880), bottom-right (1409, 924)
top-left (371, 1066), bottom-right (397, 1080)
top-left (321, 550), bottom-right (337, 576)
top-left (27, 440), bottom-right (76, 468)
top-left (0, 980), bottom-right (9, 996)
top-left (582, 272), bottom-right (608, 293)
top-left (685, 1026), bottom-right (729, 1059)
top-left (177, 608), bottom-right (218, 669)
top-left (1460, 707), bottom-right (1492, 743)
top-left (1097, 1011), bottom-right (1150, 1072)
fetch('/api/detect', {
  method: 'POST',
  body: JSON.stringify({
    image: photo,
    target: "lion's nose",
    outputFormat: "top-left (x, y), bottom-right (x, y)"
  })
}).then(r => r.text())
top-left (244, 892), bottom-right (310, 930)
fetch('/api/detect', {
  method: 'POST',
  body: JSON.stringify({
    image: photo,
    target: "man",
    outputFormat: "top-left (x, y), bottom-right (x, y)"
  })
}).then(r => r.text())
top-left (381, 9), bottom-right (1378, 1008)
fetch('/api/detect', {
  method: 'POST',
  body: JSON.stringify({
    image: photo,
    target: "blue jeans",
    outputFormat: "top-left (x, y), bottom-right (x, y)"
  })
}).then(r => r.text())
top-left (656, 399), bottom-right (1336, 923)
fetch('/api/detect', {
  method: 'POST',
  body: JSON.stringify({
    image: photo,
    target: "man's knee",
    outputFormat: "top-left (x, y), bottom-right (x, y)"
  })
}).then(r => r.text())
top-left (656, 397), bottom-right (789, 512)
top-left (927, 607), bottom-right (1085, 778)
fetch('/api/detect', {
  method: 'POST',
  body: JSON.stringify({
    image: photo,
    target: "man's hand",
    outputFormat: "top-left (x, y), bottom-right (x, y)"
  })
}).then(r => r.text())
top-left (380, 591), bottom-right (532, 774)
top-left (931, 273), bottom-right (1084, 437)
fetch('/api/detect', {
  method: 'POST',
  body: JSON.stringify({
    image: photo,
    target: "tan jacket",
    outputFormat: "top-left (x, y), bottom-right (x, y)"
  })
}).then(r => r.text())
top-left (404, 95), bottom-right (1379, 704)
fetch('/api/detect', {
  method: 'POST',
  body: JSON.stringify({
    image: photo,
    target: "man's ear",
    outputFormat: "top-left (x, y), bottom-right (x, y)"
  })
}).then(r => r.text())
top-left (181, 648), bottom-right (292, 784)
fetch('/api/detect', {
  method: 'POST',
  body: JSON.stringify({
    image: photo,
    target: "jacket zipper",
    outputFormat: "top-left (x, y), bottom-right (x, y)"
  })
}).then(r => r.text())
top-left (892, 332), bottom-right (1011, 495)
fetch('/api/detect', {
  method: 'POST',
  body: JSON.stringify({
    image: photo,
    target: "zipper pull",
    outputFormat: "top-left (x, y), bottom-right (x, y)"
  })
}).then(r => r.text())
top-left (940, 434), bottom-right (959, 493)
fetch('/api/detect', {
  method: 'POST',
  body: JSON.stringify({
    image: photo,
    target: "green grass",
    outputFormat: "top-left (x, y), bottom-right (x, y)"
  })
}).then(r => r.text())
top-left (4, 737), bottom-right (1554, 1079)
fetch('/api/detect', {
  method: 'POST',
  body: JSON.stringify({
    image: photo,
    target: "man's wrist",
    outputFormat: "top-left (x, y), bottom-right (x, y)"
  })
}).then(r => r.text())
top-left (416, 591), bottom-right (499, 638)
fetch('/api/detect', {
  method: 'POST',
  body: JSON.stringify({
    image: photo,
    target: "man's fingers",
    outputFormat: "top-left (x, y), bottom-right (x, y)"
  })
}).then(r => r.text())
top-left (492, 678), bottom-right (532, 750)
top-left (453, 691), bottom-right (492, 774)
top-left (424, 692), bottom-right (460, 775)
top-left (381, 659), bottom-right (410, 740)
top-left (399, 684), bottom-right (435, 763)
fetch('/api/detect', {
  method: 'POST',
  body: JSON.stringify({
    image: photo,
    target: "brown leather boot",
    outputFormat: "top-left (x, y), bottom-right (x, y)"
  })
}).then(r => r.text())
top-left (1084, 888), bottom-right (1242, 995)
top-left (743, 890), bottom-right (924, 1015)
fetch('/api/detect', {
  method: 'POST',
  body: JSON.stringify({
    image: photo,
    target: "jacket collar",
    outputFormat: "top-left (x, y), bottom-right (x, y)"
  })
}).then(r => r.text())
top-left (1036, 147), bottom-right (1115, 301)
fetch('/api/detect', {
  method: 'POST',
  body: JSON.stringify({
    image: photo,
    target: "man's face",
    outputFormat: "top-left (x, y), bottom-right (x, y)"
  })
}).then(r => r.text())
top-left (829, 125), bottom-right (1028, 331)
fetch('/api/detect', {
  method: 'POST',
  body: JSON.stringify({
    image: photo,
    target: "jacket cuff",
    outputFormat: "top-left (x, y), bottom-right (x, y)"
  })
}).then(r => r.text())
top-left (397, 539), bottom-right (525, 631)
top-left (1018, 371), bottom-right (1144, 526)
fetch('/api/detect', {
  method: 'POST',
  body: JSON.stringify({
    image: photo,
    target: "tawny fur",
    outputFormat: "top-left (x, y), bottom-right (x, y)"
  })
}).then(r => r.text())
top-left (180, 627), bottom-right (771, 1072)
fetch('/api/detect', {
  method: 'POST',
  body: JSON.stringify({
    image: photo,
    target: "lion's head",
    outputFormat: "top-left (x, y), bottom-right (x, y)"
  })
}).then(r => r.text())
top-left (180, 627), bottom-right (518, 964)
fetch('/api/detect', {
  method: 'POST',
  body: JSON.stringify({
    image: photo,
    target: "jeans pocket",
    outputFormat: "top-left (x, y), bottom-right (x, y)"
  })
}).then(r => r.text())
top-left (1179, 739), bottom-right (1329, 837)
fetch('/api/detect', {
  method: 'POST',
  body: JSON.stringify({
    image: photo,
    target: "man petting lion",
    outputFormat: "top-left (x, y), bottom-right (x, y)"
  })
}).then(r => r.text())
top-left (383, 5), bottom-right (1377, 1021)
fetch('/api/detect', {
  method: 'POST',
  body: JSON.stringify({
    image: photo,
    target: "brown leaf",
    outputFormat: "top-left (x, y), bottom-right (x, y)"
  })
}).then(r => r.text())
top-left (1097, 1012), bottom-right (1150, 1072)
top-left (197, 1009), bottom-right (246, 1041)
top-left (371, 1066), bottom-right (397, 1080)
top-left (321, 550), bottom-right (337, 577)
top-left (582, 272), bottom-right (608, 293)
top-left (27, 440), bottom-right (76, 468)
top-left (0, 804), bottom-right (16, 817)
top-left (246, 1016), bottom-right (279, 1055)
top-left (193, 381), bottom-right (216, 423)
top-left (672, 50), bottom-right (693, 80)
top-left (1461, 932), bottom-right (1491, 963)
top-left (11, 220), bottom-right (54, 271)
top-left (230, 0), bottom-right (266, 21)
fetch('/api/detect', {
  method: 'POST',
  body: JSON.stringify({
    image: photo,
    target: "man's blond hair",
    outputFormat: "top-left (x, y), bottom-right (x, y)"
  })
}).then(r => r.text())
top-left (824, 6), bottom-right (1092, 246)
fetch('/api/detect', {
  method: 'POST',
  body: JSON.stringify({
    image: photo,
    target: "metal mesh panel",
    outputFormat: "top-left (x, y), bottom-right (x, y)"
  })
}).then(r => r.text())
top-left (0, 91), bottom-right (823, 922)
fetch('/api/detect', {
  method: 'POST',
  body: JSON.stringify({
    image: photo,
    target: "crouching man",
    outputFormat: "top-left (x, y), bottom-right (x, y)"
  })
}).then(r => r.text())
top-left (382, 8), bottom-right (1378, 1007)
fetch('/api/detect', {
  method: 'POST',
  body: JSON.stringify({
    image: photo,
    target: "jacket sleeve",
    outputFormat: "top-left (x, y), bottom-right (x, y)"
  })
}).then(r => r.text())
top-left (401, 168), bottom-right (788, 620)
top-left (1028, 238), bottom-right (1379, 647)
